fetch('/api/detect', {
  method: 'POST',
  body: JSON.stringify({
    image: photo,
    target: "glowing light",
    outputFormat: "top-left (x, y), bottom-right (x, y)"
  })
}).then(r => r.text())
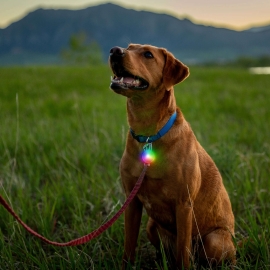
top-left (140, 149), bottom-right (156, 164)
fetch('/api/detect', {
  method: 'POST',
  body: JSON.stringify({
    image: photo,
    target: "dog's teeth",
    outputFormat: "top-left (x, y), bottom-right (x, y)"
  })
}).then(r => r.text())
top-left (111, 76), bottom-right (113, 81)
top-left (120, 77), bottom-right (124, 83)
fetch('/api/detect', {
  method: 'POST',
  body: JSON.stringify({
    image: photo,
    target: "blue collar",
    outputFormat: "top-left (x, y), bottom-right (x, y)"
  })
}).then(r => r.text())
top-left (130, 111), bottom-right (177, 143)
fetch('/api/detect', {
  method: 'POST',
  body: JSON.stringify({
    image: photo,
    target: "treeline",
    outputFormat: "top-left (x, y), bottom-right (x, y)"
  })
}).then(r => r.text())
top-left (204, 55), bottom-right (270, 67)
top-left (227, 55), bottom-right (270, 67)
top-left (61, 32), bottom-right (270, 68)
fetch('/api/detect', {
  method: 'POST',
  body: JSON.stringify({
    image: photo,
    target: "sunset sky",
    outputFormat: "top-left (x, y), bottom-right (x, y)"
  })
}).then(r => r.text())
top-left (1, 0), bottom-right (270, 30)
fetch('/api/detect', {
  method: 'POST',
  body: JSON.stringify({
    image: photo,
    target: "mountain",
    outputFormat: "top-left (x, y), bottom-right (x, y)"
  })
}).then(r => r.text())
top-left (0, 3), bottom-right (270, 65)
top-left (245, 25), bottom-right (270, 33)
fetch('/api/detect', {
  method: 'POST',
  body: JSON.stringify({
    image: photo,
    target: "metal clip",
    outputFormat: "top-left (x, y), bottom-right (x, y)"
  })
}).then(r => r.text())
top-left (143, 137), bottom-right (152, 152)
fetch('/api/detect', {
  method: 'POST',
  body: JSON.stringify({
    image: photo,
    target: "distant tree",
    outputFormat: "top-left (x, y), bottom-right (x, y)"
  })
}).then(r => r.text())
top-left (61, 32), bottom-right (103, 65)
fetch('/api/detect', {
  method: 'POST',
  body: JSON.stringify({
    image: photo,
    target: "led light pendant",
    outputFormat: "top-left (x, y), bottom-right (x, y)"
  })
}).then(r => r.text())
top-left (140, 142), bottom-right (156, 165)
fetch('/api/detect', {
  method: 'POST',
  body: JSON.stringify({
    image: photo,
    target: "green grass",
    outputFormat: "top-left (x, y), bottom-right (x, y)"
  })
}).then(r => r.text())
top-left (0, 66), bottom-right (269, 269)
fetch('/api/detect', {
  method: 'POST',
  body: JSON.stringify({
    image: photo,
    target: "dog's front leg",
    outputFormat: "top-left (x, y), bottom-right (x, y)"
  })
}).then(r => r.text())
top-left (122, 195), bottom-right (143, 269)
top-left (175, 201), bottom-right (193, 270)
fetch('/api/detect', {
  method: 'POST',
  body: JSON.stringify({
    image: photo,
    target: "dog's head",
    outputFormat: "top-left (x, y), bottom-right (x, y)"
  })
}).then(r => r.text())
top-left (109, 44), bottom-right (189, 97)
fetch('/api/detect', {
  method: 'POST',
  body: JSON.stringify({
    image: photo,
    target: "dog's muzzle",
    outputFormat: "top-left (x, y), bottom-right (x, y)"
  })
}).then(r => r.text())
top-left (109, 46), bottom-right (149, 91)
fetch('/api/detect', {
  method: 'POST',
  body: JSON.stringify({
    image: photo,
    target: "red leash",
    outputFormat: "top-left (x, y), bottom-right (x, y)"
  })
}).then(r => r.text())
top-left (0, 164), bottom-right (148, 246)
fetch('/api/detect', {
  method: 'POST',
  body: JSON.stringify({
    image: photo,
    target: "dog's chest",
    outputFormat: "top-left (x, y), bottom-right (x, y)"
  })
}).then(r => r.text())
top-left (137, 179), bottom-right (177, 229)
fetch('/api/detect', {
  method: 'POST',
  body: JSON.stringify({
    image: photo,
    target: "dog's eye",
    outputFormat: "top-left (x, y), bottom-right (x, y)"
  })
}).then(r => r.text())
top-left (144, 51), bottom-right (154, 59)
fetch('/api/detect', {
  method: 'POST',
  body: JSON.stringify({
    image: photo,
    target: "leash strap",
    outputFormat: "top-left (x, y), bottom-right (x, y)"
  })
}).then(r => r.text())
top-left (0, 164), bottom-right (148, 246)
top-left (130, 111), bottom-right (177, 143)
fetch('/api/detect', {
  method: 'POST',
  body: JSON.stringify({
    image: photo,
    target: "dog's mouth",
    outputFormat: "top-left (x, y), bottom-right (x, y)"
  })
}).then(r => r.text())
top-left (110, 70), bottom-right (149, 91)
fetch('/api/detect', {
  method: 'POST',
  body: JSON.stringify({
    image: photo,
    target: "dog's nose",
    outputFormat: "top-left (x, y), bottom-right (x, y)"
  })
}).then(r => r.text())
top-left (110, 46), bottom-right (125, 57)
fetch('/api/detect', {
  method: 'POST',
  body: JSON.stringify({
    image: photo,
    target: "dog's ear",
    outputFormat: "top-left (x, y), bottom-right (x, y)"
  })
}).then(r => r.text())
top-left (162, 50), bottom-right (189, 90)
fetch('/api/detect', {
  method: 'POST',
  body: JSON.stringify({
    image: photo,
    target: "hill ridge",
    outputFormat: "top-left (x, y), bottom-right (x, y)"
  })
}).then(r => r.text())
top-left (0, 3), bottom-right (269, 65)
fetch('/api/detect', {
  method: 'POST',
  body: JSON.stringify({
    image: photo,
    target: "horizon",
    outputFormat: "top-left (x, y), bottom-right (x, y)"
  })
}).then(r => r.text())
top-left (1, 1), bottom-right (270, 31)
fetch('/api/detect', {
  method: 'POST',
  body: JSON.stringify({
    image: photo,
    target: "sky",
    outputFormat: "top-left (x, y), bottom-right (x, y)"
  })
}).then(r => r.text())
top-left (1, 0), bottom-right (270, 30)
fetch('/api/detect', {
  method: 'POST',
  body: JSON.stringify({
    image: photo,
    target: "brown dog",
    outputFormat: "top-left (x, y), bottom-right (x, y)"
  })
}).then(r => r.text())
top-left (109, 44), bottom-right (235, 269)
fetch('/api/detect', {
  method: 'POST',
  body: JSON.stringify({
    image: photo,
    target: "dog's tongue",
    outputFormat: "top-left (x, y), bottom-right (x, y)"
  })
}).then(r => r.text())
top-left (113, 76), bottom-right (141, 86)
top-left (117, 76), bottom-right (134, 84)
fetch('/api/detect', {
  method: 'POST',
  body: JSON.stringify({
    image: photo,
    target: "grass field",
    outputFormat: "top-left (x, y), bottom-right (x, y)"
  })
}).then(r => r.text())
top-left (0, 65), bottom-right (269, 269)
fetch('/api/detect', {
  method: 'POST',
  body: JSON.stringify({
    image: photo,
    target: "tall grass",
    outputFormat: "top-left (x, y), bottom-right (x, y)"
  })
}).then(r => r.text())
top-left (0, 66), bottom-right (269, 269)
